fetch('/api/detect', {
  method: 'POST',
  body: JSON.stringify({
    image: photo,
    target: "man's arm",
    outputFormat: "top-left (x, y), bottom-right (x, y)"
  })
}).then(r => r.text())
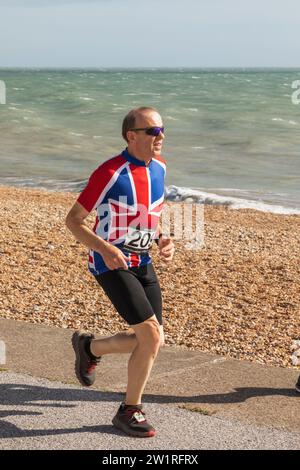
top-left (66, 202), bottom-right (129, 270)
top-left (66, 202), bottom-right (108, 253)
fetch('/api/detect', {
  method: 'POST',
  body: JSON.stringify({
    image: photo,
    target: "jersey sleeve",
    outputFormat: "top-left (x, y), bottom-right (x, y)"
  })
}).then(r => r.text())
top-left (77, 164), bottom-right (112, 213)
top-left (155, 154), bottom-right (167, 165)
top-left (77, 154), bottom-right (126, 213)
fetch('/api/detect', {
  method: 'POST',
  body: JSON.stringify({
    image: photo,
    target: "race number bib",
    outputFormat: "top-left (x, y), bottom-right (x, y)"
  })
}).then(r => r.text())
top-left (123, 227), bottom-right (156, 254)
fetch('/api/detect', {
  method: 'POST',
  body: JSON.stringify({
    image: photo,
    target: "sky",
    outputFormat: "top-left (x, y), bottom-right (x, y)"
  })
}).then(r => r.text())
top-left (0, 0), bottom-right (299, 68)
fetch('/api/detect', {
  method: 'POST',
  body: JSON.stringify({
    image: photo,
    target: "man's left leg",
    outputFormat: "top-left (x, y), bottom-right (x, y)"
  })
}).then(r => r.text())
top-left (90, 324), bottom-right (164, 356)
top-left (112, 315), bottom-right (161, 438)
top-left (71, 265), bottom-right (164, 391)
top-left (91, 329), bottom-right (137, 355)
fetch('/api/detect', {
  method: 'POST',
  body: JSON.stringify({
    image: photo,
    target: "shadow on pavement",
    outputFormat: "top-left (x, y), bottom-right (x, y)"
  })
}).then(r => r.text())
top-left (0, 383), bottom-right (298, 407)
top-left (0, 421), bottom-right (121, 439)
top-left (0, 382), bottom-right (298, 439)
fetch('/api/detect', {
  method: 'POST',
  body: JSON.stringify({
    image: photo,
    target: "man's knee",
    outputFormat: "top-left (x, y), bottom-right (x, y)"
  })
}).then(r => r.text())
top-left (134, 316), bottom-right (161, 353)
top-left (145, 319), bottom-right (161, 350)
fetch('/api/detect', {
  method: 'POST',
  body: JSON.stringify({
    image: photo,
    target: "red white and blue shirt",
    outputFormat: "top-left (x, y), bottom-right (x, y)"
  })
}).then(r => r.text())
top-left (77, 148), bottom-right (166, 274)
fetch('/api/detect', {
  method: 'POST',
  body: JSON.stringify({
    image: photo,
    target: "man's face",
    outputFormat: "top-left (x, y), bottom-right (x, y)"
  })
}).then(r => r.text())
top-left (127, 111), bottom-right (164, 160)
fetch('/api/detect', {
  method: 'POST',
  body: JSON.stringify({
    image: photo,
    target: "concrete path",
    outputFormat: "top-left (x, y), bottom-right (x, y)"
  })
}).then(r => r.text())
top-left (0, 318), bottom-right (299, 450)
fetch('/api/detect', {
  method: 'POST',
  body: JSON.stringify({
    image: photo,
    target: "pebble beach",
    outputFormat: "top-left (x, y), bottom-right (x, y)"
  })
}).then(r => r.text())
top-left (0, 186), bottom-right (299, 369)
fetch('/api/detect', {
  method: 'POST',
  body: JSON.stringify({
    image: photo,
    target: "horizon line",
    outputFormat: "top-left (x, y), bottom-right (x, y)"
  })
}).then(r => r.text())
top-left (1, 66), bottom-right (300, 71)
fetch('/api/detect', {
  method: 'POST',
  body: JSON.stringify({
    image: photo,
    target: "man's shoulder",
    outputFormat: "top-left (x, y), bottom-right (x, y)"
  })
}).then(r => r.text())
top-left (152, 155), bottom-right (167, 168)
top-left (92, 152), bottom-right (127, 175)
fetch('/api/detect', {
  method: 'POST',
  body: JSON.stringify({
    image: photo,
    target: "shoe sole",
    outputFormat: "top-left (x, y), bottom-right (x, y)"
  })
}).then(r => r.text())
top-left (296, 385), bottom-right (300, 393)
top-left (112, 416), bottom-right (156, 438)
top-left (71, 331), bottom-right (93, 387)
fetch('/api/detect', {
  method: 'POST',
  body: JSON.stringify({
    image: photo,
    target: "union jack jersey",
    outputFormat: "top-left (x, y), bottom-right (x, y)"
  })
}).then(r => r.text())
top-left (77, 148), bottom-right (166, 275)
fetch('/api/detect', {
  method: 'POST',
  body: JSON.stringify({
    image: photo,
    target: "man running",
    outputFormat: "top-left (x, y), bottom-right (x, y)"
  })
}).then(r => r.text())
top-left (66, 107), bottom-right (175, 438)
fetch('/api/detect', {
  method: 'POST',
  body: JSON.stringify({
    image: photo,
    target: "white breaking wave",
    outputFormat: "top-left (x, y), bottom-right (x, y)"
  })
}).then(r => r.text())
top-left (69, 132), bottom-right (84, 137)
top-left (79, 97), bottom-right (95, 101)
top-left (165, 185), bottom-right (300, 215)
top-left (272, 118), bottom-right (298, 125)
top-left (1, 177), bottom-right (299, 215)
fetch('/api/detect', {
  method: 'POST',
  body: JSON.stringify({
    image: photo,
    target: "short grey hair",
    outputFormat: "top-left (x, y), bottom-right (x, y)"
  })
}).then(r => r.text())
top-left (122, 107), bottom-right (158, 142)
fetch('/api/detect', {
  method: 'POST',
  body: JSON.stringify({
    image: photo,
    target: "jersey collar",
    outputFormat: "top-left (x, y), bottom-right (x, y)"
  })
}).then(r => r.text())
top-left (122, 148), bottom-right (152, 167)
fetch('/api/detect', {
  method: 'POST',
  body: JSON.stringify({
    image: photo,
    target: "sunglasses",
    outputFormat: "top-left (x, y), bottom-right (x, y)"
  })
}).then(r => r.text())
top-left (130, 126), bottom-right (164, 137)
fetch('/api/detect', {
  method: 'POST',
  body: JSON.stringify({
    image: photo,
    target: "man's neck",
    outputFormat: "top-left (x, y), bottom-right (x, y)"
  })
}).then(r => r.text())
top-left (127, 147), bottom-right (152, 166)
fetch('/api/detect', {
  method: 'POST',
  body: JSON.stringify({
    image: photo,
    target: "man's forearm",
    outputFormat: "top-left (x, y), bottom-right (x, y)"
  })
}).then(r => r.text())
top-left (66, 218), bottom-right (109, 255)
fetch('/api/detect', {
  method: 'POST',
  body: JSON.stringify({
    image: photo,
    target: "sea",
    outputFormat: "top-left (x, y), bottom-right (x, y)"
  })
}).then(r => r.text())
top-left (0, 68), bottom-right (300, 214)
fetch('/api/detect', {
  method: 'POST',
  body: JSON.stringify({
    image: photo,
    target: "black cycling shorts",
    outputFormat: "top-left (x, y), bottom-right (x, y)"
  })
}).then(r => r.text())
top-left (94, 263), bottom-right (162, 326)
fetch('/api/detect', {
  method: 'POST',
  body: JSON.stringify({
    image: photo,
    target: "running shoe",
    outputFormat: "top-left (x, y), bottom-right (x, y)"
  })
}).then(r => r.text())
top-left (71, 331), bottom-right (101, 386)
top-left (112, 402), bottom-right (156, 438)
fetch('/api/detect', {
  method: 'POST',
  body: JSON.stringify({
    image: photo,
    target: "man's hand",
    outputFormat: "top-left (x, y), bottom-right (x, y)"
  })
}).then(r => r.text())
top-left (101, 243), bottom-right (130, 270)
top-left (158, 236), bottom-right (175, 262)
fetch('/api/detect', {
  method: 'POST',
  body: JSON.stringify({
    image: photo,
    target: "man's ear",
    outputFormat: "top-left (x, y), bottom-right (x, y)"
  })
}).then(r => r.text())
top-left (126, 130), bottom-right (136, 143)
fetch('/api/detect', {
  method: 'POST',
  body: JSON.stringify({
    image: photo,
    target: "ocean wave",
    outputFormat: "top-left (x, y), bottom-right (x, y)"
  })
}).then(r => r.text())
top-left (0, 177), bottom-right (87, 192)
top-left (272, 117), bottom-right (298, 125)
top-left (0, 177), bottom-right (299, 215)
top-left (79, 97), bottom-right (95, 101)
top-left (123, 92), bottom-right (161, 96)
top-left (165, 185), bottom-right (300, 215)
top-left (69, 132), bottom-right (84, 137)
